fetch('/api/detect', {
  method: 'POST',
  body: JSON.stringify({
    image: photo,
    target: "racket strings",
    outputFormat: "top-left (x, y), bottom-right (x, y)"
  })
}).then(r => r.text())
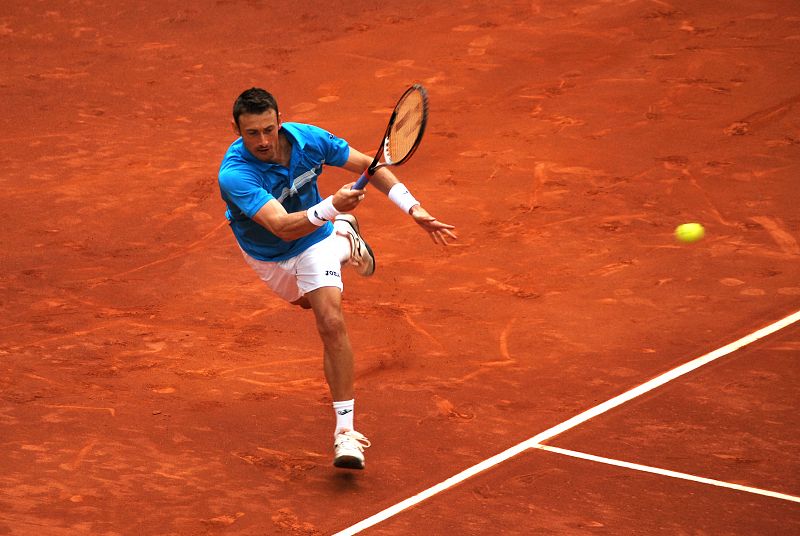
top-left (387, 90), bottom-right (426, 162)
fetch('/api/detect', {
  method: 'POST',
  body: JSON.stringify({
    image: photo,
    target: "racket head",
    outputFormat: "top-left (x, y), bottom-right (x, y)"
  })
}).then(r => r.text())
top-left (383, 84), bottom-right (428, 166)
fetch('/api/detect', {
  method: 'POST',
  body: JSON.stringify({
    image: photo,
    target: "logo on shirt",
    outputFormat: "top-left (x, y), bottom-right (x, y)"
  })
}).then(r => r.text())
top-left (276, 163), bottom-right (324, 203)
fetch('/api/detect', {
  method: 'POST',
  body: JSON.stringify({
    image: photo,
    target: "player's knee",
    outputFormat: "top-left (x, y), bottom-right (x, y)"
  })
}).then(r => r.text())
top-left (315, 312), bottom-right (347, 340)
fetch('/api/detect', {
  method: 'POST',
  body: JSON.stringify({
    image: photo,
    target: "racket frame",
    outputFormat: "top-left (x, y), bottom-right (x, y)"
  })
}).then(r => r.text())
top-left (352, 84), bottom-right (428, 190)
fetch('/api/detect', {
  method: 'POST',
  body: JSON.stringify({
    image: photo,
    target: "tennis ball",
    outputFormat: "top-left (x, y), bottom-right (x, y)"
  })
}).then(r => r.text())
top-left (675, 222), bottom-right (705, 243)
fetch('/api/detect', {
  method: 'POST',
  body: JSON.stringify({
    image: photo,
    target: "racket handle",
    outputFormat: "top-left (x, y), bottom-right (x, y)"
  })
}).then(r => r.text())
top-left (353, 171), bottom-right (371, 190)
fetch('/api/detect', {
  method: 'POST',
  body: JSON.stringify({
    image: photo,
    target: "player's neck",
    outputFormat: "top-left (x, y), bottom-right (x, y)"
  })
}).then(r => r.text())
top-left (275, 131), bottom-right (292, 168)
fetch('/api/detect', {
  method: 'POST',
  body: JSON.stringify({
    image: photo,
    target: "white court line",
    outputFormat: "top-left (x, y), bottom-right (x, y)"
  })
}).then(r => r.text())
top-left (534, 444), bottom-right (800, 504)
top-left (334, 309), bottom-right (800, 535)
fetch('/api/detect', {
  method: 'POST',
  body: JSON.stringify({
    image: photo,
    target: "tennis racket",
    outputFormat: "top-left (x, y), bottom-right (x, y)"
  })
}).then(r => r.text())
top-left (352, 84), bottom-right (428, 190)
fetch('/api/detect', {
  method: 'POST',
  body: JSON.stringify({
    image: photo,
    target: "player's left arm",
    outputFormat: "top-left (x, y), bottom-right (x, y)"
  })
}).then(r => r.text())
top-left (341, 147), bottom-right (457, 245)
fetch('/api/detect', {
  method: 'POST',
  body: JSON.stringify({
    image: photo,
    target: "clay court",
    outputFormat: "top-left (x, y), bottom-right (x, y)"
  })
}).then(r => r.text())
top-left (2, 0), bottom-right (799, 534)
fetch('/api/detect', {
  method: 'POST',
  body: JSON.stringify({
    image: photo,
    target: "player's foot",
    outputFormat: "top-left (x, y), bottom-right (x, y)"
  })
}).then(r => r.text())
top-left (333, 429), bottom-right (371, 470)
top-left (335, 214), bottom-right (375, 277)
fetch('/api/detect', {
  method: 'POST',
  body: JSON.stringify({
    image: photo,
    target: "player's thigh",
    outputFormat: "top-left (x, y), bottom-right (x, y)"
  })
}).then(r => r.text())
top-left (294, 234), bottom-right (344, 296)
top-left (304, 286), bottom-right (346, 336)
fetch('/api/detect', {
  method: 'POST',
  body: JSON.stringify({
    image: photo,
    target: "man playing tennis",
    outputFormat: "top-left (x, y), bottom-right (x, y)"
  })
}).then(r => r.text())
top-left (218, 87), bottom-right (456, 469)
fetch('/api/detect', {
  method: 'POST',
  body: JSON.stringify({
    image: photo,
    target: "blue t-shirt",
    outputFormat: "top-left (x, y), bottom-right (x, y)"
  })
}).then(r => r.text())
top-left (218, 122), bottom-right (350, 261)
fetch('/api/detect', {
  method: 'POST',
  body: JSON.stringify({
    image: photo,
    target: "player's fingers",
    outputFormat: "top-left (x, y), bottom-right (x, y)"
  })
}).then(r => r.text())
top-left (340, 183), bottom-right (364, 197)
top-left (428, 221), bottom-right (456, 236)
top-left (338, 187), bottom-right (366, 207)
top-left (429, 229), bottom-right (451, 245)
top-left (419, 216), bottom-right (454, 230)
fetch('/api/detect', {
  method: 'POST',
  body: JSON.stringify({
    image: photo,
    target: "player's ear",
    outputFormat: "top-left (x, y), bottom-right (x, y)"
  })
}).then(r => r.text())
top-left (231, 119), bottom-right (241, 136)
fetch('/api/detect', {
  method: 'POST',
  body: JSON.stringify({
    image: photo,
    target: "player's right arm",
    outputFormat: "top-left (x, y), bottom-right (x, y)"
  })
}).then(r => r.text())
top-left (251, 185), bottom-right (366, 241)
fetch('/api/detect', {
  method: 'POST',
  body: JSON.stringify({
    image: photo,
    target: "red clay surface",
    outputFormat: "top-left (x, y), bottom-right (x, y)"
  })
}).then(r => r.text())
top-left (2, 0), bottom-right (799, 534)
top-left (552, 322), bottom-right (800, 498)
top-left (372, 449), bottom-right (799, 535)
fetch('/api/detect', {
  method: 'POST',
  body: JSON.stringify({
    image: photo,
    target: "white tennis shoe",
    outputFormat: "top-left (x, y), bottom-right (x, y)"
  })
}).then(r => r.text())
top-left (335, 214), bottom-right (375, 277)
top-left (333, 430), bottom-right (371, 470)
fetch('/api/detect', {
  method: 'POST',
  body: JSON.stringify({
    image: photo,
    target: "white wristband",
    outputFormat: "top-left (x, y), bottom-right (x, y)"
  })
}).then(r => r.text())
top-left (388, 183), bottom-right (420, 214)
top-left (306, 196), bottom-right (339, 226)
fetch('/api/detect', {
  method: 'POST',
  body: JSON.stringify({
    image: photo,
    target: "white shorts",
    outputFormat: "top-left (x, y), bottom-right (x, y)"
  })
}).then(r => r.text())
top-left (241, 231), bottom-right (345, 303)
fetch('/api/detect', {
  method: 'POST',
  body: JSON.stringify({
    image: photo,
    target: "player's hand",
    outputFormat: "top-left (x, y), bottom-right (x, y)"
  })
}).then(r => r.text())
top-left (332, 182), bottom-right (366, 212)
top-left (410, 205), bottom-right (457, 245)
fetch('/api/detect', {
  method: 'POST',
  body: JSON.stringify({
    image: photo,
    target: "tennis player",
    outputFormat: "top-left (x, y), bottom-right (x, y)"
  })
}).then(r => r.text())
top-left (218, 87), bottom-right (456, 469)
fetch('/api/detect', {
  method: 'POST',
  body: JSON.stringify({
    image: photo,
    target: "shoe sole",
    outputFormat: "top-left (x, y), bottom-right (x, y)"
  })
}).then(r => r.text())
top-left (334, 455), bottom-right (365, 470)
top-left (335, 215), bottom-right (376, 276)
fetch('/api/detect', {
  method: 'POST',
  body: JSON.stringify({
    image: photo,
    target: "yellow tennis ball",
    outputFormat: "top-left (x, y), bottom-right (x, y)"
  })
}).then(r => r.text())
top-left (675, 222), bottom-right (705, 243)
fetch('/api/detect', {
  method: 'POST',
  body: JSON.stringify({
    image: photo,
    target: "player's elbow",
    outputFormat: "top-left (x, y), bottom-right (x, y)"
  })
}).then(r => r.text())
top-left (268, 220), bottom-right (307, 242)
top-left (272, 226), bottom-right (299, 241)
top-left (252, 214), bottom-right (291, 241)
top-left (258, 220), bottom-right (288, 240)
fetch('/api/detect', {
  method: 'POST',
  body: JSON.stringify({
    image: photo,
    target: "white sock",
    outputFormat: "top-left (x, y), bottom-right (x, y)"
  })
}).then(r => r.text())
top-left (333, 399), bottom-right (355, 435)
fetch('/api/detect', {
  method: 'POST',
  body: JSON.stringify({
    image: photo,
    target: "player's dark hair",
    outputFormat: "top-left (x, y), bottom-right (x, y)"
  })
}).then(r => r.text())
top-left (233, 87), bottom-right (279, 127)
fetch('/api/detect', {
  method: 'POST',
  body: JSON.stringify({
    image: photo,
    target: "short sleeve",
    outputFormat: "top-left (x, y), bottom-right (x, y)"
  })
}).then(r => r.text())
top-left (323, 131), bottom-right (350, 167)
top-left (219, 167), bottom-right (273, 218)
top-left (296, 124), bottom-right (349, 167)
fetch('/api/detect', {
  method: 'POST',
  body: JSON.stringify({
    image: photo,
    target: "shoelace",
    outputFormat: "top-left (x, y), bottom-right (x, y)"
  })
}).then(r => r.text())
top-left (336, 431), bottom-right (371, 452)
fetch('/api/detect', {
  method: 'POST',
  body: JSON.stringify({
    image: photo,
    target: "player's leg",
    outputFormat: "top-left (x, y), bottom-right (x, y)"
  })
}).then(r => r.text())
top-left (305, 286), bottom-right (353, 401)
top-left (304, 286), bottom-right (370, 469)
top-left (240, 240), bottom-right (369, 467)
top-left (295, 242), bottom-right (352, 408)
top-left (297, 235), bottom-right (371, 469)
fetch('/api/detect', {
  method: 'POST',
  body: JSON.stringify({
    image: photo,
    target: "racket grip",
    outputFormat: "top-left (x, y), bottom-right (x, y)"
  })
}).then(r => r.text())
top-left (352, 172), bottom-right (370, 190)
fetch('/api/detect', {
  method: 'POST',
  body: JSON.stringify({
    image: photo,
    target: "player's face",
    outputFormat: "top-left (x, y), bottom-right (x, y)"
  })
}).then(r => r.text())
top-left (234, 109), bottom-right (281, 163)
